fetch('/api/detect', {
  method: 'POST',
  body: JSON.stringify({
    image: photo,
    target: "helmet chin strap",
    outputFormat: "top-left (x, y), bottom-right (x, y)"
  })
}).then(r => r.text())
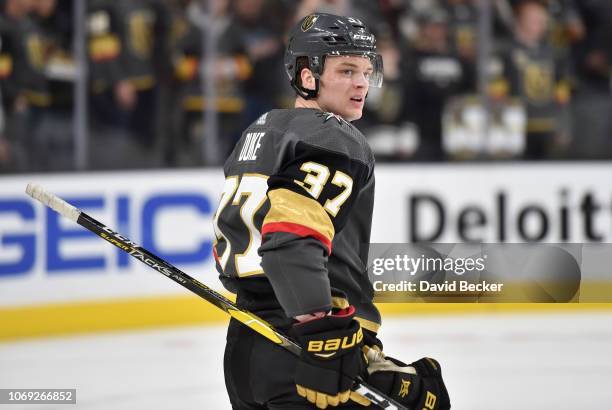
top-left (291, 78), bottom-right (320, 100)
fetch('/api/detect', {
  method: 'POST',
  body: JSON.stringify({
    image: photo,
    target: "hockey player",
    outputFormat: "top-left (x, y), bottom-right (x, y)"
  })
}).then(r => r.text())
top-left (213, 13), bottom-right (450, 409)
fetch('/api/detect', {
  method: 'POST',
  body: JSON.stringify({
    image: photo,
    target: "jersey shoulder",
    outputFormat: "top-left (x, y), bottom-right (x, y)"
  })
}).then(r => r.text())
top-left (275, 108), bottom-right (374, 166)
top-left (231, 108), bottom-right (374, 175)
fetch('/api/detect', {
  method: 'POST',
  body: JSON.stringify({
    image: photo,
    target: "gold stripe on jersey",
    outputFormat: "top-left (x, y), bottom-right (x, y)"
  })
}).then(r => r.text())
top-left (263, 188), bottom-right (335, 244)
top-left (356, 316), bottom-right (381, 334)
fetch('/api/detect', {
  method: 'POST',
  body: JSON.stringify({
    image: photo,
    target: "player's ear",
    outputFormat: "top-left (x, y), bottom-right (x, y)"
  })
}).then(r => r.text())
top-left (300, 68), bottom-right (316, 91)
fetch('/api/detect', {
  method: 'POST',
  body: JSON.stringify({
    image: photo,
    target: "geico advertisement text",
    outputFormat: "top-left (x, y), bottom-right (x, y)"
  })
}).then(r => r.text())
top-left (0, 171), bottom-right (223, 306)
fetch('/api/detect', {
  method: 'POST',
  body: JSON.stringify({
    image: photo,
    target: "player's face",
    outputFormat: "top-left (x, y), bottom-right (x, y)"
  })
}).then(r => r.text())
top-left (317, 55), bottom-right (373, 121)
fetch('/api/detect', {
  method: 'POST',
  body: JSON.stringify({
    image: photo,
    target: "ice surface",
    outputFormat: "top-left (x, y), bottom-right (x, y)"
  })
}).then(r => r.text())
top-left (1, 312), bottom-right (611, 409)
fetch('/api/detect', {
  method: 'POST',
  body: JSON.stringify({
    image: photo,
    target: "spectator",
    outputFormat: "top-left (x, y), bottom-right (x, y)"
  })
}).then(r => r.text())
top-left (499, 0), bottom-right (584, 51)
top-left (169, 0), bottom-right (253, 164)
top-left (87, 0), bottom-right (127, 126)
top-left (0, 7), bottom-right (20, 171)
top-left (4, 0), bottom-right (612, 169)
top-left (30, 0), bottom-right (75, 171)
top-left (446, 0), bottom-right (479, 62)
top-left (492, 0), bottom-right (572, 159)
top-left (87, 0), bottom-right (167, 169)
top-left (400, 8), bottom-right (475, 161)
top-left (234, 0), bottom-right (290, 123)
top-left (570, 0), bottom-right (612, 158)
top-left (115, 0), bottom-right (168, 145)
top-left (0, 0), bottom-right (49, 172)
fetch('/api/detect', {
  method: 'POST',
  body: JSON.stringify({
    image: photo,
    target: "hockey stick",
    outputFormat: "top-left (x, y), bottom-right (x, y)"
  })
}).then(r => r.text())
top-left (25, 183), bottom-right (407, 410)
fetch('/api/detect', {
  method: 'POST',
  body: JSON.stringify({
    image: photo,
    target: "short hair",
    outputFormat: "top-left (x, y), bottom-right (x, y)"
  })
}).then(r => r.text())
top-left (513, 0), bottom-right (548, 17)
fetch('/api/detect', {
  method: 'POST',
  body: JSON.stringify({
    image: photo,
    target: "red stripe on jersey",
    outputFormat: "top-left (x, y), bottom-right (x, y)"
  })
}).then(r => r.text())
top-left (262, 222), bottom-right (332, 255)
top-left (212, 246), bottom-right (219, 263)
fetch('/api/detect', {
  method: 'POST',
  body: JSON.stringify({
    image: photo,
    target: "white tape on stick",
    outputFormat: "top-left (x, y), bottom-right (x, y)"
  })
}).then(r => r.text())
top-left (25, 183), bottom-right (81, 223)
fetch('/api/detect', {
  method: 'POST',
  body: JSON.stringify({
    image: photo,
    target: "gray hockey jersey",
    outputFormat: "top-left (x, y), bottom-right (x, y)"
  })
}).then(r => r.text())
top-left (213, 108), bottom-right (381, 334)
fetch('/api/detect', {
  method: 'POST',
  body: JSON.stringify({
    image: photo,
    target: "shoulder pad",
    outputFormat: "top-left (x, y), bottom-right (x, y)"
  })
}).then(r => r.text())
top-left (287, 109), bottom-right (373, 166)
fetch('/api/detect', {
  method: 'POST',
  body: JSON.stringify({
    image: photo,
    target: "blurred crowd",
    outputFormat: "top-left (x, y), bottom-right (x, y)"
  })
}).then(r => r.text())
top-left (1, 0), bottom-right (612, 172)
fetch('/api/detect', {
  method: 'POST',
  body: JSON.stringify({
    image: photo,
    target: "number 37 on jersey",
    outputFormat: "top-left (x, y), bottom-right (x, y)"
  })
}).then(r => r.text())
top-left (213, 161), bottom-right (354, 278)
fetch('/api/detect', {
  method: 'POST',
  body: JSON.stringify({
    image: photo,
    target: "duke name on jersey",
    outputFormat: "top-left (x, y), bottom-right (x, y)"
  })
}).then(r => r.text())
top-left (213, 107), bottom-right (380, 334)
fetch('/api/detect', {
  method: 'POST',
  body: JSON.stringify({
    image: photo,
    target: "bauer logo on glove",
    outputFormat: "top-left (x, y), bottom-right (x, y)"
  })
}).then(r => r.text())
top-left (307, 327), bottom-right (364, 358)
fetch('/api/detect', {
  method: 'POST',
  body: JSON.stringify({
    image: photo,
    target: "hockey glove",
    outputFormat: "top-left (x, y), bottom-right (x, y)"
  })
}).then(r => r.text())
top-left (364, 347), bottom-right (450, 410)
top-left (290, 306), bottom-right (370, 409)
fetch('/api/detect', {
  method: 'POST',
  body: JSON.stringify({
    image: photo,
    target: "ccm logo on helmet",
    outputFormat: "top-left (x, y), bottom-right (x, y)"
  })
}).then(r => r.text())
top-left (352, 34), bottom-right (373, 41)
top-left (307, 328), bottom-right (364, 358)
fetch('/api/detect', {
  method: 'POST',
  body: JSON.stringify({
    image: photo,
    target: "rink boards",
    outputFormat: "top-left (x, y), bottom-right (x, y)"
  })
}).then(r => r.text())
top-left (1, 163), bottom-right (612, 339)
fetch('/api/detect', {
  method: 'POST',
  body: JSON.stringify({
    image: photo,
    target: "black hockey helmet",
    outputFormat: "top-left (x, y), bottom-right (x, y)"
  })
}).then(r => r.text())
top-left (285, 13), bottom-right (384, 99)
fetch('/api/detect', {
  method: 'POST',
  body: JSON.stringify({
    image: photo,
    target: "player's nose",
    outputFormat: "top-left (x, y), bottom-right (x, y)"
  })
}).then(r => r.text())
top-left (353, 72), bottom-right (369, 88)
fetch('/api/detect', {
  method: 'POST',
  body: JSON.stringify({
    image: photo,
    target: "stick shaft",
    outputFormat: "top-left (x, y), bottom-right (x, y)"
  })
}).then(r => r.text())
top-left (25, 184), bottom-right (404, 410)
